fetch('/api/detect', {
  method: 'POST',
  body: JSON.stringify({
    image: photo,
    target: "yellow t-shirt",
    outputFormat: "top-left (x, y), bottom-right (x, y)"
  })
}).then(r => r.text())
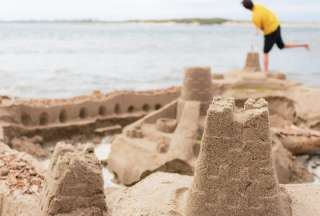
top-left (252, 4), bottom-right (280, 35)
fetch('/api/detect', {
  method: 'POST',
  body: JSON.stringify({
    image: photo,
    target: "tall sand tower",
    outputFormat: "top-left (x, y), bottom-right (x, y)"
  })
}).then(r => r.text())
top-left (186, 97), bottom-right (291, 216)
top-left (178, 67), bottom-right (212, 118)
top-left (244, 52), bottom-right (261, 72)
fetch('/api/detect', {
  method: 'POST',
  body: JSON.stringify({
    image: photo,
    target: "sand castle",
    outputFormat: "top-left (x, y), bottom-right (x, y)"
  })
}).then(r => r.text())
top-left (0, 52), bottom-right (320, 215)
top-left (107, 66), bottom-right (314, 186)
top-left (105, 97), bottom-right (319, 216)
top-left (0, 97), bottom-right (319, 216)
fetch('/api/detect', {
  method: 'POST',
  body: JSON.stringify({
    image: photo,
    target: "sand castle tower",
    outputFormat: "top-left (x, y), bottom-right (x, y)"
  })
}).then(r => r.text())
top-left (186, 97), bottom-right (291, 216)
top-left (40, 144), bottom-right (107, 216)
top-left (244, 52), bottom-right (261, 72)
top-left (178, 67), bottom-right (213, 118)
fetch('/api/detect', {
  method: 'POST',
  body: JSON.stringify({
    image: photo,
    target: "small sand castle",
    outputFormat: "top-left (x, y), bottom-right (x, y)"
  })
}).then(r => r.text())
top-left (244, 52), bottom-right (261, 72)
top-left (40, 144), bottom-right (107, 216)
top-left (186, 97), bottom-right (291, 216)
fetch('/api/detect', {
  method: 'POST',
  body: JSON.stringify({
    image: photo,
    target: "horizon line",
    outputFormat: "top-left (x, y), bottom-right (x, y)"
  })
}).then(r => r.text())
top-left (0, 17), bottom-right (319, 23)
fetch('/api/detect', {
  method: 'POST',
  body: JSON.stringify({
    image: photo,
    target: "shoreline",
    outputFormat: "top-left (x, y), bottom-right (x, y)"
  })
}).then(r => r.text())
top-left (223, 21), bottom-right (320, 28)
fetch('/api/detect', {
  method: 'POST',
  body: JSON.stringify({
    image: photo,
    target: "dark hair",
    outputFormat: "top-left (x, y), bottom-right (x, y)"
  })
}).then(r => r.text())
top-left (242, 0), bottom-right (254, 10)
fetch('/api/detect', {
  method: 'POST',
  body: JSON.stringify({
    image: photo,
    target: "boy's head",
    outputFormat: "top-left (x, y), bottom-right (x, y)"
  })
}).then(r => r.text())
top-left (242, 0), bottom-right (254, 10)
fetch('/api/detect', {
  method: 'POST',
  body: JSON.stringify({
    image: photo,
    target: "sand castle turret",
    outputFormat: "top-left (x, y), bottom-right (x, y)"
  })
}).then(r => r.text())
top-left (186, 97), bottom-right (291, 216)
top-left (40, 144), bottom-right (107, 216)
top-left (178, 67), bottom-right (212, 117)
top-left (244, 52), bottom-right (261, 72)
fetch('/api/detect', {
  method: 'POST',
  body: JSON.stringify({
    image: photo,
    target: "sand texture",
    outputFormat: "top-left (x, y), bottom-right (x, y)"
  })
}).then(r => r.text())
top-left (105, 171), bottom-right (320, 216)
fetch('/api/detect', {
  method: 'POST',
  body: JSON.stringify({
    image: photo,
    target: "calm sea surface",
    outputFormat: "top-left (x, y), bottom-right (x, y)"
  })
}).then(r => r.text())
top-left (0, 22), bottom-right (319, 98)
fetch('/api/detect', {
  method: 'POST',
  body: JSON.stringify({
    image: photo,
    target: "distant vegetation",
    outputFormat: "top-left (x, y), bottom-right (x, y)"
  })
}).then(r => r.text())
top-left (124, 18), bottom-right (230, 25)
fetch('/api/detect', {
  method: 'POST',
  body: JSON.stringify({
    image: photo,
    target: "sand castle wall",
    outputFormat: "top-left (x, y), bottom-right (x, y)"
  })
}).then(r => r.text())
top-left (186, 97), bottom-right (291, 216)
top-left (169, 101), bottom-right (200, 162)
top-left (0, 88), bottom-right (179, 142)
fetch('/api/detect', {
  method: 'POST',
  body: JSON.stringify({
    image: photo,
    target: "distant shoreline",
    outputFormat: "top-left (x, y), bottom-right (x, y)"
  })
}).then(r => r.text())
top-left (0, 18), bottom-right (229, 25)
top-left (0, 18), bottom-right (319, 28)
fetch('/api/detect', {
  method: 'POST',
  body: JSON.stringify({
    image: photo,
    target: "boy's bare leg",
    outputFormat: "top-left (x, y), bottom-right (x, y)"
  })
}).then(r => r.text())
top-left (285, 43), bottom-right (310, 50)
top-left (263, 54), bottom-right (269, 73)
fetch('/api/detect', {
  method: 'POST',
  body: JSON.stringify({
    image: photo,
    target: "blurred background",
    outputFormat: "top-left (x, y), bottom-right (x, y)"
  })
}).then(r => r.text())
top-left (0, 0), bottom-right (319, 98)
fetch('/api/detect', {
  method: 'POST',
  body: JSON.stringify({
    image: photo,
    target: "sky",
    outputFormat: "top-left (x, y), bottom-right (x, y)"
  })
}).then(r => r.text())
top-left (0, 0), bottom-right (319, 22)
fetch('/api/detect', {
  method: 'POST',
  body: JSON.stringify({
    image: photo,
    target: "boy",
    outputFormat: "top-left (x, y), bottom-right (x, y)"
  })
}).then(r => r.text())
top-left (242, 0), bottom-right (310, 73)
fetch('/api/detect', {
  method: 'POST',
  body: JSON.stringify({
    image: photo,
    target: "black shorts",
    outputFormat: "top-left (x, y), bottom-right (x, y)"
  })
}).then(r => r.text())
top-left (264, 26), bottom-right (285, 54)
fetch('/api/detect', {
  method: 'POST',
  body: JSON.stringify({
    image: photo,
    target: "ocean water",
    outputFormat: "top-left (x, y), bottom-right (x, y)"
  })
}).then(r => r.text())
top-left (0, 22), bottom-right (319, 99)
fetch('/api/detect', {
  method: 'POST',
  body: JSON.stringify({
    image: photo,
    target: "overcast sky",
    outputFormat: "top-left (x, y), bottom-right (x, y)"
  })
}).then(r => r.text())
top-left (1, 0), bottom-right (319, 21)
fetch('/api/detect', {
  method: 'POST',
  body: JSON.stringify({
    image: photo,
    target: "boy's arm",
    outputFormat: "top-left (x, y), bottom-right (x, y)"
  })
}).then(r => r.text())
top-left (256, 27), bottom-right (261, 35)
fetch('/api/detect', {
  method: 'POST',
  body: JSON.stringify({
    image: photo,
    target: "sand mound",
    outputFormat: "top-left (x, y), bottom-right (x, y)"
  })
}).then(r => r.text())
top-left (40, 143), bottom-right (107, 216)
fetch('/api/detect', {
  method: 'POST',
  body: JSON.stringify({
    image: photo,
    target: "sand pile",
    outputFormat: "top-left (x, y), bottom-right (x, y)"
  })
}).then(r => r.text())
top-left (273, 126), bottom-right (320, 155)
top-left (272, 135), bottom-right (314, 184)
top-left (11, 136), bottom-right (48, 159)
top-left (0, 143), bottom-right (44, 216)
top-left (40, 143), bottom-right (107, 216)
top-left (0, 150), bottom-right (44, 195)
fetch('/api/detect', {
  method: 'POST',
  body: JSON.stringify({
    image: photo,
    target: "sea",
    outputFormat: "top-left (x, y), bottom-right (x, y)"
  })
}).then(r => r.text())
top-left (0, 22), bottom-right (319, 99)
